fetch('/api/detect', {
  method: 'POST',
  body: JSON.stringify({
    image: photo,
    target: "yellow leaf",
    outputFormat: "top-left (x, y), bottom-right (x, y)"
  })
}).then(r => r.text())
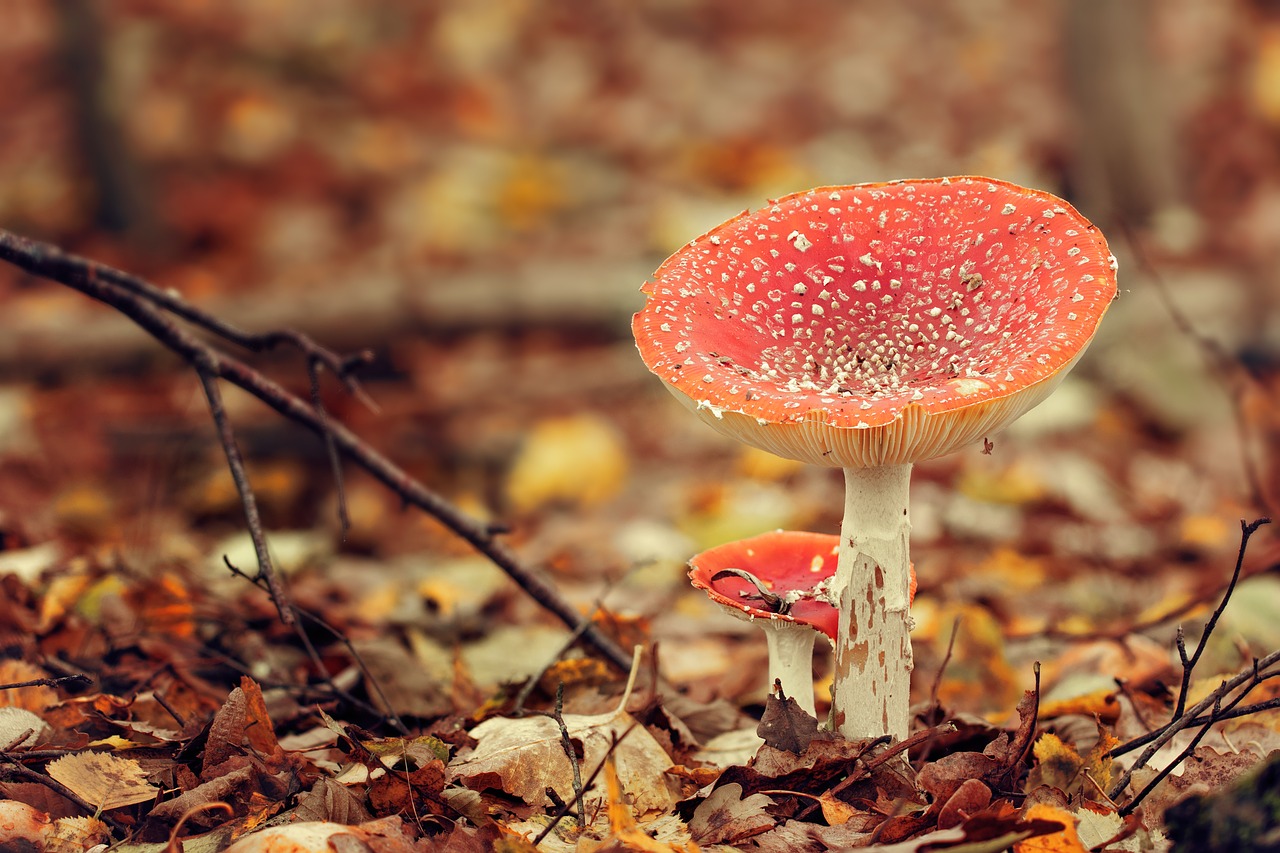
top-left (1084, 724), bottom-right (1121, 793)
top-left (1013, 803), bottom-right (1086, 852)
top-left (1032, 733), bottom-right (1084, 791)
top-left (47, 752), bottom-right (157, 811)
top-left (604, 755), bottom-right (700, 852)
top-left (1039, 689), bottom-right (1121, 724)
top-left (505, 414), bottom-right (628, 513)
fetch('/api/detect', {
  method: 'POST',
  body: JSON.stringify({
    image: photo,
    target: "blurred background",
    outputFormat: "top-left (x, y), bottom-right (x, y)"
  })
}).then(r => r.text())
top-left (1, 0), bottom-right (1278, 713)
top-left (3, 0), bottom-right (1279, 357)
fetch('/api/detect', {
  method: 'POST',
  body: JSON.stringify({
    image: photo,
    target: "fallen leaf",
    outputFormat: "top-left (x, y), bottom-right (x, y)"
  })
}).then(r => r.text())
top-left (453, 704), bottom-right (673, 813)
top-left (0, 707), bottom-right (49, 749)
top-left (688, 782), bottom-right (774, 844)
top-left (1031, 733), bottom-right (1084, 792)
top-left (1012, 803), bottom-right (1084, 852)
top-left (47, 752), bottom-right (158, 810)
top-left (505, 413), bottom-right (628, 513)
top-left (601, 755), bottom-right (695, 852)
top-left (757, 691), bottom-right (833, 754)
top-left (937, 779), bottom-right (992, 830)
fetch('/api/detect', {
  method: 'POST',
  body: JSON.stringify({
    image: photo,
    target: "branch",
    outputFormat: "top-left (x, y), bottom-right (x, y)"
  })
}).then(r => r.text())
top-left (1105, 518), bottom-right (1274, 803)
top-left (1172, 518), bottom-right (1270, 718)
top-left (0, 228), bottom-right (635, 676)
top-left (1107, 650), bottom-right (1280, 800)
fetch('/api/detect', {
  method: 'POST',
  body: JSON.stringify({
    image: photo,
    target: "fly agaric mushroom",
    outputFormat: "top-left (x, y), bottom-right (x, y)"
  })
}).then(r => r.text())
top-left (689, 530), bottom-right (841, 716)
top-left (689, 529), bottom-right (917, 716)
top-left (635, 177), bottom-right (1117, 741)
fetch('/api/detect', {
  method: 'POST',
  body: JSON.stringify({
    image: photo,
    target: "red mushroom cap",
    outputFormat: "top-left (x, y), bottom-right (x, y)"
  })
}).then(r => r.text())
top-left (634, 177), bottom-right (1118, 467)
top-left (689, 530), bottom-right (842, 639)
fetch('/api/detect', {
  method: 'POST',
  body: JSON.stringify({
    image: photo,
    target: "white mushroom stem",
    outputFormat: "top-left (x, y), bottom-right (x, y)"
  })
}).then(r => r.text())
top-left (830, 463), bottom-right (914, 741)
top-left (761, 619), bottom-right (820, 717)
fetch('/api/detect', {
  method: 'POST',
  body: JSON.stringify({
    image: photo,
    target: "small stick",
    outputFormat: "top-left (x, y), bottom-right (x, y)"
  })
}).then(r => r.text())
top-left (1108, 649), bottom-right (1280, 799)
top-left (199, 367), bottom-right (292, 626)
top-left (552, 684), bottom-right (586, 830)
top-left (0, 675), bottom-right (91, 691)
top-left (1172, 518), bottom-right (1270, 719)
top-left (307, 357), bottom-right (351, 541)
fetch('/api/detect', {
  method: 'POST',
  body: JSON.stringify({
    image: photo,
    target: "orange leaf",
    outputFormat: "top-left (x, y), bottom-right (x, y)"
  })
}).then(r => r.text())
top-left (1013, 803), bottom-right (1086, 853)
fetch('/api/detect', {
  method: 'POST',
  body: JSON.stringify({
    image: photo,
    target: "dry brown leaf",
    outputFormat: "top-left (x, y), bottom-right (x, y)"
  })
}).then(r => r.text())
top-left (46, 751), bottom-right (157, 810)
top-left (452, 707), bottom-right (673, 813)
top-left (688, 782), bottom-right (775, 844)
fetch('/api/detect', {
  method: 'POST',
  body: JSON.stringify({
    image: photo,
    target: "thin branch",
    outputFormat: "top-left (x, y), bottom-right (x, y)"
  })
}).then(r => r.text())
top-left (1109, 676), bottom-right (1280, 759)
top-left (0, 675), bottom-right (91, 691)
top-left (308, 358), bottom-right (350, 541)
top-left (1107, 650), bottom-right (1280, 800)
top-left (1120, 693), bottom-right (1222, 818)
top-left (0, 228), bottom-right (635, 676)
top-left (552, 683), bottom-right (586, 829)
top-left (1119, 669), bottom-right (1269, 818)
top-left (929, 616), bottom-right (963, 711)
top-left (1172, 518), bottom-right (1270, 718)
top-left (513, 603), bottom-right (603, 716)
top-left (531, 723), bottom-right (639, 846)
top-left (222, 557), bottom-right (408, 734)
top-left (199, 368), bottom-right (292, 625)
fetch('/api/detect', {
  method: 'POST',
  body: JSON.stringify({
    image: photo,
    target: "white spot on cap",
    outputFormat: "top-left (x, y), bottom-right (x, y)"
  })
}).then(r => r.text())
top-left (788, 231), bottom-right (813, 252)
top-left (1001, 203), bottom-right (1016, 215)
top-left (950, 378), bottom-right (990, 396)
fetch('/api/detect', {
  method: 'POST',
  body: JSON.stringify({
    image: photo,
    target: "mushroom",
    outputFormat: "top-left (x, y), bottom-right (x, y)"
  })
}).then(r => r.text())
top-left (634, 177), bottom-right (1117, 740)
top-left (688, 530), bottom-right (842, 716)
top-left (689, 530), bottom-right (919, 716)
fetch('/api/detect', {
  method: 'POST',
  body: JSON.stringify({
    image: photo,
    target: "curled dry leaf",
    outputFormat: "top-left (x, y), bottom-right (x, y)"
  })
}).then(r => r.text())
top-left (222, 816), bottom-right (422, 853)
top-left (688, 782), bottom-right (775, 845)
top-left (452, 707), bottom-right (674, 814)
top-left (0, 706), bottom-right (49, 749)
top-left (46, 751), bottom-right (158, 810)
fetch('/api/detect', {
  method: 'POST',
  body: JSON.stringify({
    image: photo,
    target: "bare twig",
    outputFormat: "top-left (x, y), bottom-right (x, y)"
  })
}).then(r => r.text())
top-left (0, 675), bottom-right (91, 691)
top-left (928, 616), bottom-right (963, 712)
top-left (0, 228), bottom-right (635, 676)
top-left (308, 358), bottom-right (350, 540)
top-left (531, 723), bottom-right (639, 846)
top-left (1119, 692), bottom-right (1229, 817)
top-left (222, 558), bottom-right (408, 734)
top-left (1172, 518), bottom-right (1271, 719)
top-left (552, 684), bottom-right (587, 829)
top-left (513, 602), bottom-right (605, 716)
top-left (1109, 684), bottom-right (1280, 759)
top-left (199, 369), bottom-right (292, 625)
top-left (1107, 650), bottom-right (1280, 800)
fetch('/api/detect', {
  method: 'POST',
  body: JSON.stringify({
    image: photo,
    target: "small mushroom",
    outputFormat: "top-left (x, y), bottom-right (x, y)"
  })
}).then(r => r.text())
top-left (688, 529), bottom-right (917, 716)
top-left (688, 530), bottom-right (841, 716)
top-left (635, 177), bottom-right (1117, 740)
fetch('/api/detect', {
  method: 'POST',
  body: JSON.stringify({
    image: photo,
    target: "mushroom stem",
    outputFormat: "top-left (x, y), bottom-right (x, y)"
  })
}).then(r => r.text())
top-left (831, 463), bottom-right (914, 741)
top-left (762, 620), bottom-right (820, 717)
